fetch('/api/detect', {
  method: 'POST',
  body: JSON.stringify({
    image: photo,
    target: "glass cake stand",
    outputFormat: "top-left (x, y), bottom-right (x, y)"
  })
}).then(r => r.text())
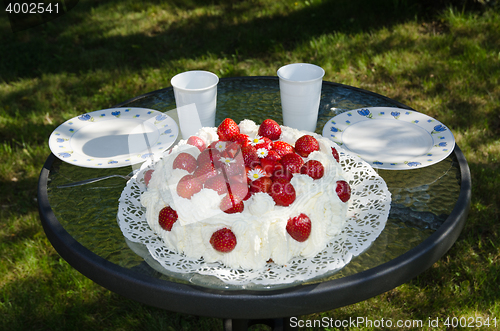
top-left (38, 77), bottom-right (471, 330)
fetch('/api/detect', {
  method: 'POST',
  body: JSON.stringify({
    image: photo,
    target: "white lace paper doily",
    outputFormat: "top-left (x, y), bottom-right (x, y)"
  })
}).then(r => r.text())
top-left (117, 148), bottom-right (391, 288)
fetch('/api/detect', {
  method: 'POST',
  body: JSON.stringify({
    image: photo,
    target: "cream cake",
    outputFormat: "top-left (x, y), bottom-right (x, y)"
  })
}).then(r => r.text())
top-left (140, 118), bottom-right (351, 270)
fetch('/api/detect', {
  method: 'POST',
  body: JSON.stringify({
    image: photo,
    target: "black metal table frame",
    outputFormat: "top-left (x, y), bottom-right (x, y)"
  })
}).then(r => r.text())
top-left (38, 77), bottom-right (471, 330)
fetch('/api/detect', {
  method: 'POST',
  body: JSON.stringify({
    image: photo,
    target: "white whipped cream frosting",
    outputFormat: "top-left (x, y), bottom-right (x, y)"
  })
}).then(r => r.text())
top-left (141, 120), bottom-right (348, 270)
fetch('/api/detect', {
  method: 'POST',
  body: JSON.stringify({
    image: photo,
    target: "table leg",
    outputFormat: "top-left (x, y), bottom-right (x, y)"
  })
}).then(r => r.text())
top-left (223, 317), bottom-right (297, 331)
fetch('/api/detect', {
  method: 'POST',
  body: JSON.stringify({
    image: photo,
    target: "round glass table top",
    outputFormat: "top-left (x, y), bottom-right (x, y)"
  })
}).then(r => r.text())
top-left (38, 77), bottom-right (471, 319)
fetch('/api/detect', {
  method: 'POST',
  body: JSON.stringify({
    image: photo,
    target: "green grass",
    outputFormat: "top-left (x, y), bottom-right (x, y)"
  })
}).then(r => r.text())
top-left (1, 0), bottom-right (499, 330)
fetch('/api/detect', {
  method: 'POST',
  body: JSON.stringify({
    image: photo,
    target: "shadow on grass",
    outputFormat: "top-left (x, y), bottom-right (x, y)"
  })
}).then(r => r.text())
top-left (0, 0), bottom-right (482, 81)
top-left (1, 255), bottom-right (221, 330)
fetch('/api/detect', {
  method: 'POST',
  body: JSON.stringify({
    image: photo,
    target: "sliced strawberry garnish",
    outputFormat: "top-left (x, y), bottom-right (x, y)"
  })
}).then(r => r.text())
top-left (295, 135), bottom-right (319, 157)
top-left (197, 148), bottom-right (215, 166)
top-left (220, 159), bottom-right (244, 177)
top-left (258, 119), bottom-right (281, 140)
top-left (220, 193), bottom-right (244, 214)
top-left (241, 145), bottom-right (260, 168)
top-left (204, 174), bottom-right (229, 195)
top-left (331, 147), bottom-right (340, 163)
top-left (217, 118), bottom-right (240, 141)
top-left (272, 141), bottom-right (294, 157)
top-left (193, 161), bottom-right (218, 182)
top-left (249, 176), bottom-right (272, 194)
top-left (286, 213), bottom-right (312, 242)
top-left (270, 177), bottom-right (296, 206)
top-left (228, 181), bottom-right (250, 201)
top-left (210, 228), bottom-right (237, 253)
top-left (280, 153), bottom-right (305, 174)
top-left (186, 136), bottom-right (206, 152)
top-left (173, 152), bottom-right (198, 173)
top-left (336, 180), bottom-right (351, 202)
top-left (300, 160), bottom-right (324, 180)
top-left (176, 174), bottom-right (203, 199)
top-left (158, 206), bottom-right (178, 231)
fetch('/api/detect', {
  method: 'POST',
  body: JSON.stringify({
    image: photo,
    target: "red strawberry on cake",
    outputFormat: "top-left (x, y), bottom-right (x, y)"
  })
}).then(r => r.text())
top-left (158, 206), bottom-right (178, 231)
top-left (286, 213), bottom-right (312, 242)
top-left (270, 177), bottom-right (296, 206)
top-left (210, 228), bottom-right (237, 252)
top-left (336, 180), bottom-right (351, 203)
top-left (176, 174), bottom-right (203, 199)
top-left (258, 119), bottom-right (281, 140)
top-left (241, 145), bottom-right (260, 168)
top-left (217, 118), bottom-right (239, 141)
top-left (187, 136), bottom-right (206, 152)
top-left (220, 193), bottom-right (244, 214)
top-left (280, 153), bottom-right (304, 174)
top-left (294, 135), bottom-right (319, 157)
top-left (272, 141), bottom-right (294, 158)
top-left (173, 152), bottom-right (198, 173)
top-left (300, 160), bottom-right (325, 180)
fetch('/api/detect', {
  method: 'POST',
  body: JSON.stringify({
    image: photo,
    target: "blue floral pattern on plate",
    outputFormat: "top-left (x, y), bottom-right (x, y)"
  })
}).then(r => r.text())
top-left (322, 107), bottom-right (455, 170)
top-left (49, 107), bottom-right (179, 168)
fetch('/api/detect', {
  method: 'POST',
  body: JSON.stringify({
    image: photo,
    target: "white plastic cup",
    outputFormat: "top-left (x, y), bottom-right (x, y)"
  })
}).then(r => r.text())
top-left (171, 70), bottom-right (219, 129)
top-left (277, 63), bottom-right (325, 132)
top-left (176, 103), bottom-right (203, 139)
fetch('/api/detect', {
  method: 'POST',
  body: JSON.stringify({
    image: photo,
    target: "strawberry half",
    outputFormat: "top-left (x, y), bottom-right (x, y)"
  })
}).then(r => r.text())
top-left (193, 161), bottom-right (218, 182)
top-left (158, 206), bottom-right (178, 231)
top-left (176, 174), bottom-right (203, 199)
top-left (220, 193), bottom-right (244, 214)
top-left (173, 152), bottom-right (198, 173)
top-left (217, 118), bottom-right (240, 141)
top-left (210, 228), bottom-right (237, 253)
top-left (187, 136), bottom-right (206, 152)
top-left (336, 180), bottom-right (351, 203)
top-left (294, 135), bottom-right (319, 157)
top-left (228, 181), bottom-right (251, 201)
top-left (300, 160), bottom-right (324, 180)
top-left (270, 177), bottom-right (296, 206)
top-left (197, 148), bottom-right (214, 165)
top-left (204, 174), bottom-right (229, 195)
top-left (286, 213), bottom-right (312, 242)
top-left (258, 119), bottom-right (281, 140)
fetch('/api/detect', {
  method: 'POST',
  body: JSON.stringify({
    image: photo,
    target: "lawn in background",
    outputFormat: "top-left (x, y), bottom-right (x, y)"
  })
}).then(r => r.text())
top-left (1, 0), bottom-right (499, 330)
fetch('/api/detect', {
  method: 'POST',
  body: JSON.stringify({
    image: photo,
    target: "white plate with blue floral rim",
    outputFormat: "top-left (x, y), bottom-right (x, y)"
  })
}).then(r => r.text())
top-left (322, 107), bottom-right (455, 170)
top-left (49, 107), bottom-right (179, 168)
